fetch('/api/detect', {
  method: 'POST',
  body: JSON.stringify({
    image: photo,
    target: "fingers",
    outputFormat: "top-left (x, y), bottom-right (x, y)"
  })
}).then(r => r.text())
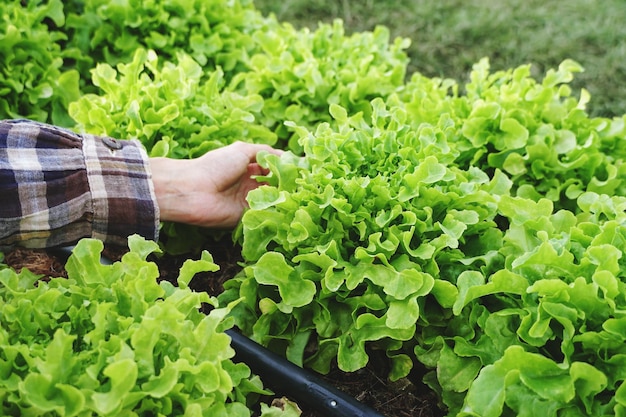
top-left (229, 141), bottom-right (283, 163)
top-left (246, 162), bottom-right (268, 177)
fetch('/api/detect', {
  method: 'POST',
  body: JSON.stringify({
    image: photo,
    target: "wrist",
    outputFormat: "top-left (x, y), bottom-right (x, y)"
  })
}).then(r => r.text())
top-left (149, 157), bottom-right (187, 224)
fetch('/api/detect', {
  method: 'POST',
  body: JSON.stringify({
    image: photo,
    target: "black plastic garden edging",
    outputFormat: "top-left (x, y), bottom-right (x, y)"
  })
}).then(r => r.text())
top-left (51, 246), bottom-right (387, 417)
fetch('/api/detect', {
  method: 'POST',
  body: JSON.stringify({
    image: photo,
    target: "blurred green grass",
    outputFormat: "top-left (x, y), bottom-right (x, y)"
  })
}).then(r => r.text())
top-left (253, 0), bottom-right (626, 118)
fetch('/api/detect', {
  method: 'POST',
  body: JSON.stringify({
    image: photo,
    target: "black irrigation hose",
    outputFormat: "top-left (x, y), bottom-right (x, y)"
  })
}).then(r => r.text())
top-left (50, 246), bottom-right (387, 417)
top-left (226, 328), bottom-right (388, 417)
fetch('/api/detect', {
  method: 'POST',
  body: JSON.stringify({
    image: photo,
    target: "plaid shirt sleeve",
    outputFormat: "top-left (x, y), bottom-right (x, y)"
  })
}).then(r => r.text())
top-left (0, 119), bottom-right (160, 249)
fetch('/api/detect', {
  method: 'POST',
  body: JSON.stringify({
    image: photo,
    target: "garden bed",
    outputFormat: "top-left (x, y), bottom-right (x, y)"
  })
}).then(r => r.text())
top-left (3, 1), bottom-right (626, 415)
top-left (3, 241), bottom-right (444, 417)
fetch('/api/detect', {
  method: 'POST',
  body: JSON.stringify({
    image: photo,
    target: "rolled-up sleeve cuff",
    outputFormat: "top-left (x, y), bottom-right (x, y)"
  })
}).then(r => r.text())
top-left (0, 119), bottom-right (159, 249)
top-left (82, 133), bottom-right (160, 247)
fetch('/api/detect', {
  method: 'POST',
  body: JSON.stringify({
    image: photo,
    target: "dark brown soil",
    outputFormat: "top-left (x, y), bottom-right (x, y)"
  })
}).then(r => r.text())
top-left (3, 238), bottom-right (445, 417)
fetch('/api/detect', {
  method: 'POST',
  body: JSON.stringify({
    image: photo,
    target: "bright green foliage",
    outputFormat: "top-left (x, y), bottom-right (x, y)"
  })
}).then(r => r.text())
top-left (255, 0), bottom-right (626, 119)
top-left (0, 0), bottom-right (270, 126)
top-left (59, 0), bottom-right (409, 252)
top-left (0, 0), bottom-right (81, 125)
top-left (2, 0), bottom-right (408, 153)
top-left (4, 1), bottom-right (626, 416)
top-left (0, 236), bottom-right (298, 417)
top-left (229, 20), bottom-right (409, 150)
top-left (69, 48), bottom-right (277, 159)
top-left (68, 18), bottom-right (408, 155)
top-left (220, 59), bottom-right (626, 415)
top-left (60, 0), bottom-right (267, 80)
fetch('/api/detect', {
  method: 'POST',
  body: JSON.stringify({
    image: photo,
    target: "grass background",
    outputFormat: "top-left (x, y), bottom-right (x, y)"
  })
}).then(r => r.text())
top-left (253, 0), bottom-right (626, 118)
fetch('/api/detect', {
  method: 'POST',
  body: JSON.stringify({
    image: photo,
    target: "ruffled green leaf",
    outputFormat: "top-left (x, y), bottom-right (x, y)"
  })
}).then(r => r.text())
top-left (253, 252), bottom-right (317, 307)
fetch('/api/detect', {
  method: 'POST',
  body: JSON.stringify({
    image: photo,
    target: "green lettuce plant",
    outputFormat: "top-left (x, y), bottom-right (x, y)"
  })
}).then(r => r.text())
top-left (230, 19), bottom-right (409, 150)
top-left (68, 19), bottom-right (409, 155)
top-left (219, 60), bottom-right (626, 415)
top-left (0, 236), bottom-right (299, 417)
top-left (0, 0), bottom-right (278, 126)
top-left (60, 0), bottom-right (269, 82)
top-left (69, 48), bottom-right (277, 159)
top-left (0, 0), bottom-right (80, 125)
top-left (3, 0), bottom-right (409, 146)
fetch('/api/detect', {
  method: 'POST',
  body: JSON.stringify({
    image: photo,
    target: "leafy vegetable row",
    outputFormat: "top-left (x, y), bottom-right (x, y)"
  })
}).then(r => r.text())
top-left (220, 59), bottom-right (626, 415)
top-left (2, 0), bottom-right (408, 153)
top-left (0, 236), bottom-right (300, 416)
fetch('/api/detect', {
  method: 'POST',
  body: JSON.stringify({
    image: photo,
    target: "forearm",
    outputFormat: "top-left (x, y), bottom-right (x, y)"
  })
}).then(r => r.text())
top-left (0, 119), bottom-right (159, 249)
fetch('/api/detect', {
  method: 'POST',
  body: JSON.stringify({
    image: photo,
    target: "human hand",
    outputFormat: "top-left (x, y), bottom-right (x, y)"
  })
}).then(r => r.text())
top-left (149, 141), bottom-right (281, 229)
